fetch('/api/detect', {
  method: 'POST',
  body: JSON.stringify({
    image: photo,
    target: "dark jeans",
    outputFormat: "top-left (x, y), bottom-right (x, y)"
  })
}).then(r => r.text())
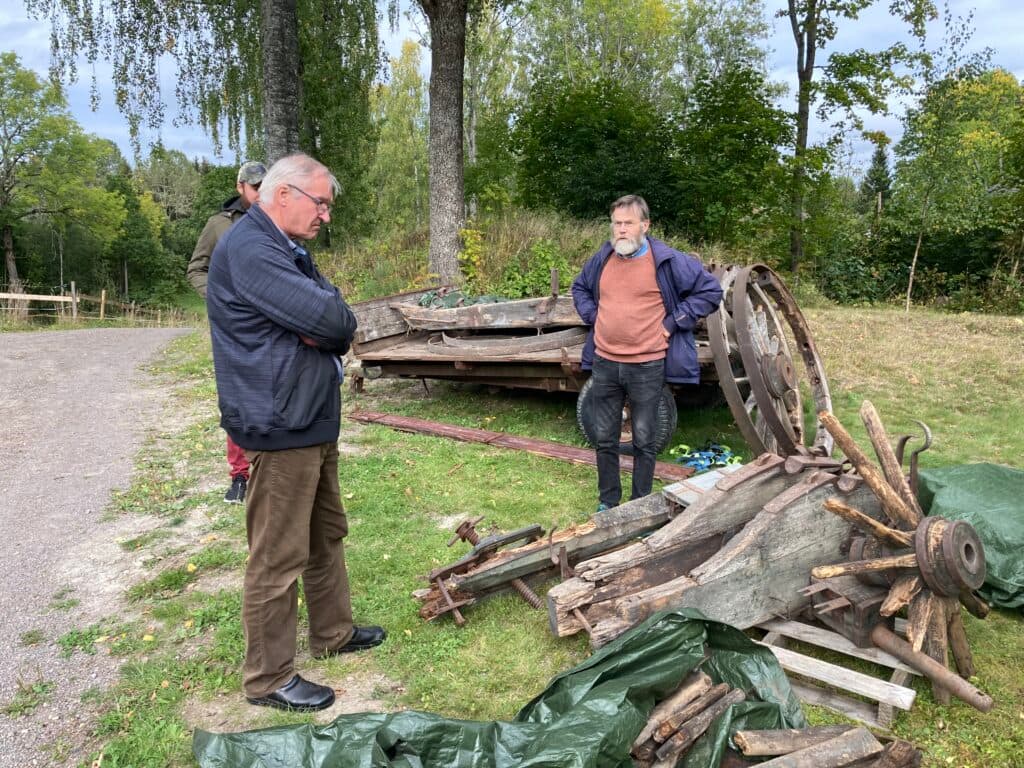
top-left (590, 355), bottom-right (665, 506)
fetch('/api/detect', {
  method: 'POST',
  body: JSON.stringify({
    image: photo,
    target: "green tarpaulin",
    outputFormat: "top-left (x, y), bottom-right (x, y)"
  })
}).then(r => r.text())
top-left (193, 609), bottom-right (806, 768)
top-left (919, 463), bottom-right (1024, 610)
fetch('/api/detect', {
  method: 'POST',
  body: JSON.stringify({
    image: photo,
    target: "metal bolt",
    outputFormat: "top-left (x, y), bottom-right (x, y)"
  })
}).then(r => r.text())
top-left (449, 518), bottom-right (544, 610)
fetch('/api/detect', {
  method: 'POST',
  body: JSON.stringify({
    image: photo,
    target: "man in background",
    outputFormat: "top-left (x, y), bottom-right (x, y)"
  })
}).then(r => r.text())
top-left (206, 153), bottom-right (385, 712)
top-left (571, 195), bottom-right (722, 512)
top-left (187, 160), bottom-right (266, 503)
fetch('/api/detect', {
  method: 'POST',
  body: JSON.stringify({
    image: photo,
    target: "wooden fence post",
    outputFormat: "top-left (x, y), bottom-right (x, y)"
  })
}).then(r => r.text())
top-left (99, 289), bottom-right (106, 320)
top-left (70, 281), bottom-right (78, 322)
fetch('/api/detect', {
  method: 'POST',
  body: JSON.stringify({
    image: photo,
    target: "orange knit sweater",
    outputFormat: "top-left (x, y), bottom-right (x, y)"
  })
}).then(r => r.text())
top-left (594, 251), bottom-right (668, 363)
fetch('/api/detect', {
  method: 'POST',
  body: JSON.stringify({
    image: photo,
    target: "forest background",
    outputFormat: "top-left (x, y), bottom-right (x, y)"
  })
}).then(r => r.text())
top-left (1, 0), bottom-right (1023, 317)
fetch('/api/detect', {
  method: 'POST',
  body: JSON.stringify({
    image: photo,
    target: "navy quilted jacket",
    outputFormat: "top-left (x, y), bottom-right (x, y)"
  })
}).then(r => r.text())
top-left (206, 205), bottom-right (356, 451)
top-left (570, 237), bottom-right (722, 384)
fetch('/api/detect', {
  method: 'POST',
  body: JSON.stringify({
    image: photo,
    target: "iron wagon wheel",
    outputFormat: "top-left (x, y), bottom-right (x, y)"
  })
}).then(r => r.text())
top-left (708, 264), bottom-right (833, 457)
top-left (576, 376), bottom-right (678, 456)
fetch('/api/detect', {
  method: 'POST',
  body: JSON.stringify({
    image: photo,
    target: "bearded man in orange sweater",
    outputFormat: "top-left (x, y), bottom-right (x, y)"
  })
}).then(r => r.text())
top-left (571, 195), bottom-right (722, 511)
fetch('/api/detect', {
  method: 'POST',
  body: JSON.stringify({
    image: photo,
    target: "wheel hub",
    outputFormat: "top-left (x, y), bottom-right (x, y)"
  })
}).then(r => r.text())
top-left (760, 351), bottom-right (797, 399)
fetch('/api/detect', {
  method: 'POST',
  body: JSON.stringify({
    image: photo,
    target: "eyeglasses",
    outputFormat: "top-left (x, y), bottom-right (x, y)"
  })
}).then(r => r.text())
top-left (287, 184), bottom-right (332, 215)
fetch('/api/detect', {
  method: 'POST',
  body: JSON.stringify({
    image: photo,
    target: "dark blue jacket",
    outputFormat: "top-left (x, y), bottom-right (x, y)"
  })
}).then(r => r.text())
top-left (571, 237), bottom-right (722, 384)
top-left (206, 204), bottom-right (357, 451)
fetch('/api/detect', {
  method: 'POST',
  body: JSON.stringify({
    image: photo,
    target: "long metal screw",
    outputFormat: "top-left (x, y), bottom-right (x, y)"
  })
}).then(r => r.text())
top-left (449, 519), bottom-right (544, 610)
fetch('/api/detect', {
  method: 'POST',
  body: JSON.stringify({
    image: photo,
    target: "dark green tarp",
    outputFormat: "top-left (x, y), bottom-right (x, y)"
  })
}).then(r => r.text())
top-left (193, 609), bottom-right (806, 768)
top-left (919, 463), bottom-right (1024, 610)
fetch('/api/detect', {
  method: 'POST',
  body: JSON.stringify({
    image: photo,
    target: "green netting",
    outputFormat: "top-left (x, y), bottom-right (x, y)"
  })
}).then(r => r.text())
top-left (919, 463), bottom-right (1024, 610)
top-left (193, 609), bottom-right (806, 768)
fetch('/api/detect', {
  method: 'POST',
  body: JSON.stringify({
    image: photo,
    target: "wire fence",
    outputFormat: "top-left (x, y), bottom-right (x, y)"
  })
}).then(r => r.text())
top-left (0, 282), bottom-right (201, 327)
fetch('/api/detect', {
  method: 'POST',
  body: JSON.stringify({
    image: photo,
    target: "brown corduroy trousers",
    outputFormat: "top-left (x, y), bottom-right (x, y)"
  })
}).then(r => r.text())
top-left (241, 442), bottom-right (354, 697)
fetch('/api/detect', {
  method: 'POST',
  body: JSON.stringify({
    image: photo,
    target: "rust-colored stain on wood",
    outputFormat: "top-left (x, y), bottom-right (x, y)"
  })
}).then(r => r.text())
top-left (348, 410), bottom-right (696, 482)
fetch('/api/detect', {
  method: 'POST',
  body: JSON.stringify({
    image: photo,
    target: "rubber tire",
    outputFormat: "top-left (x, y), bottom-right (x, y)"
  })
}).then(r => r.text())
top-left (576, 375), bottom-right (678, 456)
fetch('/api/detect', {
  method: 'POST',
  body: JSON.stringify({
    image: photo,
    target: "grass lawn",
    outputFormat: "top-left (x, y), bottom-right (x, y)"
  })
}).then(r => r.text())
top-left (29, 305), bottom-right (1024, 766)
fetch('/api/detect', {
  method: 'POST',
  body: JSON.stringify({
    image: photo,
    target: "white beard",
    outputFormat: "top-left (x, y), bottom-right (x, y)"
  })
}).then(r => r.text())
top-left (613, 236), bottom-right (643, 256)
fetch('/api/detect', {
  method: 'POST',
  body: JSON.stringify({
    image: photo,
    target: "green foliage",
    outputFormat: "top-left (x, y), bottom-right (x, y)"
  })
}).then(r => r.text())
top-left (858, 142), bottom-right (892, 215)
top-left (0, 52), bottom-right (126, 296)
top-left (516, 0), bottom-right (769, 111)
top-left (514, 77), bottom-right (676, 220)
top-left (673, 65), bottom-right (791, 245)
top-left (498, 238), bottom-right (572, 298)
top-left (368, 41), bottom-right (429, 233)
top-left (459, 225), bottom-right (486, 293)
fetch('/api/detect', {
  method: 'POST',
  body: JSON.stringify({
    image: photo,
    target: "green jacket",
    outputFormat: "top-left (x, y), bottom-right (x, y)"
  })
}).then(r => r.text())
top-left (187, 196), bottom-right (247, 298)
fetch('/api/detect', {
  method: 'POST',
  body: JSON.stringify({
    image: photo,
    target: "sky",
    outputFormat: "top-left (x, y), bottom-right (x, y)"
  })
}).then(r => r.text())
top-left (2, 0), bottom-right (1023, 174)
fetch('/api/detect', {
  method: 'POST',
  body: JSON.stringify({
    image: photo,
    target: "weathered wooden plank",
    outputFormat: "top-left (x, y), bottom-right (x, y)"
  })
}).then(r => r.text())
top-left (582, 475), bottom-right (882, 643)
top-left (758, 619), bottom-right (918, 675)
top-left (351, 288), bottom-right (442, 344)
top-left (572, 455), bottom-right (790, 585)
top-left (787, 679), bottom-right (882, 728)
top-left (0, 291), bottom-right (74, 302)
top-left (878, 668), bottom-right (914, 729)
top-left (548, 535), bottom-right (723, 636)
top-left (454, 499), bottom-right (675, 594)
top-left (749, 727), bottom-right (882, 768)
top-left (349, 411), bottom-right (694, 481)
top-left (761, 644), bottom-right (917, 710)
top-left (394, 295), bottom-right (582, 330)
top-left (734, 726), bottom-right (856, 757)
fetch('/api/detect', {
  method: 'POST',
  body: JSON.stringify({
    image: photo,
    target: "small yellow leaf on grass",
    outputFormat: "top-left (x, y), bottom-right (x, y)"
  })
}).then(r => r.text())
top-left (382, 553), bottom-right (390, 561)
top-left (344, 492), bottom-right (355, 500)
top-left (404, 629), bottom-right (412, 637)
top-left (201, 534), bottom-right (218, 544)
top-left (161, 680), bottom-right (170, 688)
top-left (95, 635), bottom-right (109, 644)
top-left (184, 619), bottom-right (194, 629)
top-left (298, 598), bottom-right (304, 607)
top-left (143, 634), bottom-right (155, 642)
top-left (187, 563), bottom-right (198, 573)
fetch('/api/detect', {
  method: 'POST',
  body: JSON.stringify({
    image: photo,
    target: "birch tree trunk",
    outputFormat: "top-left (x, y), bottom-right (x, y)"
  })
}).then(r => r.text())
top-left (261, 0), bottom-right (303, 163)
top-left (420, 0), bottom-right (467, 285)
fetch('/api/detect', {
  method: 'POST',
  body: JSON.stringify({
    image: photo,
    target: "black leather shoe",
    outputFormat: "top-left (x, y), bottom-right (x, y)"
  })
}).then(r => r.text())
top-left (246, 674), bottom-right (335, 712)
top-left (316, 625), bottom-right (387, 658)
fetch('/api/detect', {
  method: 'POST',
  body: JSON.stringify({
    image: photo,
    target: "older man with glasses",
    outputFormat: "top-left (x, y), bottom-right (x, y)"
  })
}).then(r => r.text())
top-left (206, 153), bottom-right (386, 713)
top-left (188, 160), bottom-right (267, 503)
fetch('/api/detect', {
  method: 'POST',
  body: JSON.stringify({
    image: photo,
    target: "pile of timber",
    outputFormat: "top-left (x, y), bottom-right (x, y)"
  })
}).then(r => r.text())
top-left (628, 674), bottom-right (925, 768)
top-left (547, 453), bottom-right (878, 647)
top-left (631, 671), bottom-right (746, 767)
top-left (732, 726), bottom-right (921, 768)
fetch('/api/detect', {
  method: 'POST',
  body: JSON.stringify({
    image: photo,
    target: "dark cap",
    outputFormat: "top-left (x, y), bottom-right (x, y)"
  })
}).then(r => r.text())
top-left (237, 161), bottom-right (267, 185)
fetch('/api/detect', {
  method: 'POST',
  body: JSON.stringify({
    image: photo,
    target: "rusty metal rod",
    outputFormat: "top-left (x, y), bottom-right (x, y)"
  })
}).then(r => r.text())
top-left (869, 624), bottom-right (993, 712)
top-left (452, 519), bottom-right (544, 610)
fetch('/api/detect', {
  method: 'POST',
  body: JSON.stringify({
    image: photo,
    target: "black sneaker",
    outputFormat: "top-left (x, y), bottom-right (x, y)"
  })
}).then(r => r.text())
top-left (224, 476), bottom-right (247, 504)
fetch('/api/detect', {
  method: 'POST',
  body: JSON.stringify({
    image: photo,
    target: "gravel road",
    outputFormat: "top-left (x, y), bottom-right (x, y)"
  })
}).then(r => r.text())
top-left (0, 327), bottom-right (191, 767)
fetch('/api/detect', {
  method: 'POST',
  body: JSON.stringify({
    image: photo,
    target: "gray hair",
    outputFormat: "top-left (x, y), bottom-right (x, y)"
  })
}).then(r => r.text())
top-left (258, 153), bottom-right (341, 205)
top-left (610, 194), bottom-right (650, 221)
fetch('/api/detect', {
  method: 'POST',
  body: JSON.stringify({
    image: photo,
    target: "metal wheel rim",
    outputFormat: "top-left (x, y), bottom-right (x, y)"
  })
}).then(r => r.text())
top-left (708, 266), bottom-right (776, 455)
top-left (733, 265), bottom-right (833, 456)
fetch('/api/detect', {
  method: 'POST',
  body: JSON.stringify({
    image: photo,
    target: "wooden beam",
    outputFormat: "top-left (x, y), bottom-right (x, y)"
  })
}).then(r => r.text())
top-left (349, 411), bottom-right (695, 482)
top-left (734, 726), bottom-right (855, 757)
top-left (0, 292), bottom-right (73, 302)
top-left (860, 401), bottom-right (924, 522)
top-left (749, 728), bottom-right (882, 768)
top-left (819, 411), bottom-right (918, 530)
